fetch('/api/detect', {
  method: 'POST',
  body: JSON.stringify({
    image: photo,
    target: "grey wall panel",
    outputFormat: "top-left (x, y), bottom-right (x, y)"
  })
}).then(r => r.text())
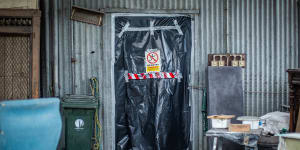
top-left (193, 1), bottom-right (225, 149)
top-left (43, 0), bottom-right (300, 149)
top-left (198, 0), bottom-right (225, 88)
top-left (53, 0), bottom-right (73, 97)
top-left (101, 13), bottom-right (115, 150)
top-left (229, 0), bottom-right (299, 116)
top-left (191, 13), bottom-right (203, 150)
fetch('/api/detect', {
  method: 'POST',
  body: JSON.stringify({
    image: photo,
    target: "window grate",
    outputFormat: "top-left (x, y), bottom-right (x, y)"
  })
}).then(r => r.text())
top-left (0, 33), bottom-right (32, 100)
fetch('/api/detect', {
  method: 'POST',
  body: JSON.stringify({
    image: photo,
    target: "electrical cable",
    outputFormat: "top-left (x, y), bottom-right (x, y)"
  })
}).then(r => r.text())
top-left (90, 77), bottom-right (102, 150)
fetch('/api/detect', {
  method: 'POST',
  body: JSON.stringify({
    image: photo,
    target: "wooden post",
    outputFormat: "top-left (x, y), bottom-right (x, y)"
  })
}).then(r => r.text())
top-left (31, 11), bottom-right (41, 98)
top-left (288, 72), bottom-right (295, 131)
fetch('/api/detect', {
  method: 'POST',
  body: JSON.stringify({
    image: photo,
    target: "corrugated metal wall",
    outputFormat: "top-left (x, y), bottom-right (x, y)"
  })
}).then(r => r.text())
top-left (43, 0), bottom-right (299, 149)
top-left (229, 0), bottom-right (299, 116)
top-left (72, 0), bottom-right (200, 10)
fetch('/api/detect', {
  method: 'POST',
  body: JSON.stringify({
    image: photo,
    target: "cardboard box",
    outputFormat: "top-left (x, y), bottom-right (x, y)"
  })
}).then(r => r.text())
top-left (229, 124), bottom-right (250, 132)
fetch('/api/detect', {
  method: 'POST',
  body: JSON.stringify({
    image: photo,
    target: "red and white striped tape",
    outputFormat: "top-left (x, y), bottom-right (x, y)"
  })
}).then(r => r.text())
top-left (128, 72), bottom-right (179, 80)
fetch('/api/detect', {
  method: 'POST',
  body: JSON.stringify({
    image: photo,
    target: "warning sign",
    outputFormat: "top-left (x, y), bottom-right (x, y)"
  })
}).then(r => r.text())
top-left (145, 49), bottom-right (161, 73)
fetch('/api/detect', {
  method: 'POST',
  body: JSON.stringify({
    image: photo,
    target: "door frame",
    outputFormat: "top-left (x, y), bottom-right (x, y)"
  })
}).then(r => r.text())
top-left (101, 13), bottom-right (200, 150)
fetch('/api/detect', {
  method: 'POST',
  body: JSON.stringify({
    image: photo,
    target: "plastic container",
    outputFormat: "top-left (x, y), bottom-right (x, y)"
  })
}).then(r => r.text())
top-left (0, 98), bottom-right (62, 150)
top-left (208, 115), bottom-right (235, 129)
top-left (237, 116), bottom-right (260, 129)
top-left (211, 118), bottom-right (231, 128)
top-left (61, 95), bottom-right (98, 150)
top-left (257, 136), bottom-right (279, 150)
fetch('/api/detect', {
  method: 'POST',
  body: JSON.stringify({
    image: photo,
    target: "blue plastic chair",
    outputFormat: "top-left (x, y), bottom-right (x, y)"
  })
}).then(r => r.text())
top-left (0, 98), bottom-right (62, 150)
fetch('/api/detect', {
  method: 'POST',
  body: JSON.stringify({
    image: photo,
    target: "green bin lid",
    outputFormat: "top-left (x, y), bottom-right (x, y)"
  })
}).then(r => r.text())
top-left (61, 95), bottom-right (98, 109)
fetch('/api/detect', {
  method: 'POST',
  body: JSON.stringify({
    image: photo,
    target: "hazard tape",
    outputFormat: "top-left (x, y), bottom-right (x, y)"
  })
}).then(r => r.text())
top-left (128, 72), bottom-right (180, 80)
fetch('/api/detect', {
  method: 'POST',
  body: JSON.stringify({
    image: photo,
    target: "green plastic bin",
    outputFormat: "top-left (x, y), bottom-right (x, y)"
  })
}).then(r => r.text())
top-left (62, 95), bottom-right (98, 150)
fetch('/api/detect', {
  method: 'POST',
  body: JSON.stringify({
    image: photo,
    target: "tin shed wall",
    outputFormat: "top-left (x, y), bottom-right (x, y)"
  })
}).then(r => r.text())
top-left (46, 1), bottom-right (223, 99)
top-left (42, 0), bottom-right (299, 149)
top-left (228, 0), bottom-right (299, 116)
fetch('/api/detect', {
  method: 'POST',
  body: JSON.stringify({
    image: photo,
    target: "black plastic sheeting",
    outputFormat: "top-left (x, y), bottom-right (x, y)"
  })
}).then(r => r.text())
top-left (114, 16), bottom-right (192, 150)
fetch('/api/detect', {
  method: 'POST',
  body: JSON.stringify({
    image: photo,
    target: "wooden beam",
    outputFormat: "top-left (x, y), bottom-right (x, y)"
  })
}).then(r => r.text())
top-left (0, 9), bottom-right (41, 17)
top-left (296, 108), bottom-right (300, 132)
top-left (31, 15), bottom-right (40, 98)
top-left (0, 26), bottom-right (32, 34)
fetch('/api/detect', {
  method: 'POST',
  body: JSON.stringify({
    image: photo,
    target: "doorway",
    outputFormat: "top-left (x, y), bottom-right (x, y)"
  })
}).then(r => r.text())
top-left (113, 14), bottom-right (192, 150)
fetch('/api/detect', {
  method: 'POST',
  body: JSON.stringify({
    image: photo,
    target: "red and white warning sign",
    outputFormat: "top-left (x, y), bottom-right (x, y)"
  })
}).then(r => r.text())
top-left (145, 49), bottom-right (161, 72)
top-left (128, 72), bottom-right (179, 80)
